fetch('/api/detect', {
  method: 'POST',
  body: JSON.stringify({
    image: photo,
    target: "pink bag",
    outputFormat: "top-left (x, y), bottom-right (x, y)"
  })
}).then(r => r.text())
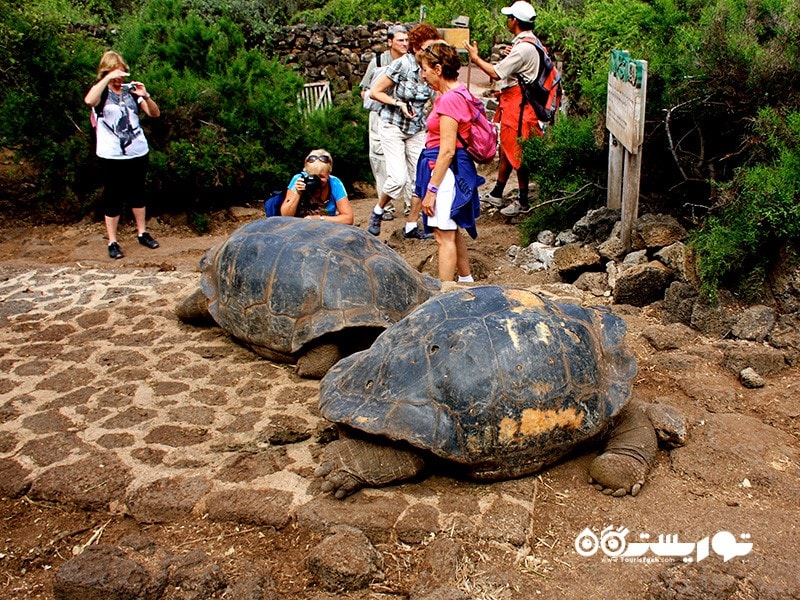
top-left (454, 88), bottom-right (498, 164)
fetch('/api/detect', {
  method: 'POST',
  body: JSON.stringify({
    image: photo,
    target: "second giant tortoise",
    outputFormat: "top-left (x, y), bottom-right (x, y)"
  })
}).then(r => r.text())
top-left (176, 217), bottom-right (440, 377)
top-left (317, 286), bottom-right (686, 498)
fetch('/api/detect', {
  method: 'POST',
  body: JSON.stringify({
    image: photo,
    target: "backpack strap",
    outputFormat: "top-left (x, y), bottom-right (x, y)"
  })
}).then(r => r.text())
top-left (453, 87), bottom-right (476, 150)
top-left (93, 86), bottom-right (109, 118)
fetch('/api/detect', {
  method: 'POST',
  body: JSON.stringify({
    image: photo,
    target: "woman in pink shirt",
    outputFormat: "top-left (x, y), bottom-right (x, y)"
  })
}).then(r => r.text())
top-left (414, 42), bottom-right (484, 282)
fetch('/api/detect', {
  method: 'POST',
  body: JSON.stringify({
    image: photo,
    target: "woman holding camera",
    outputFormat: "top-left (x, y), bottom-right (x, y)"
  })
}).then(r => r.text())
top-left (281, 149), bottom-right (354, 225)
top-left (84, 50), bottom-right (160, 260)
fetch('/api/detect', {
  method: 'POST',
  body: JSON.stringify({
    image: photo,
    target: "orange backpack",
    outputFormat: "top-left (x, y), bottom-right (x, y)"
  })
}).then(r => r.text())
top-left (516, 36), bottom-right (563, 123)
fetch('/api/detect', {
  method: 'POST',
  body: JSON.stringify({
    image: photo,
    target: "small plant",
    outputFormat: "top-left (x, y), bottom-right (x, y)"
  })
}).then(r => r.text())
top-left (518, 115), bottom-right (605, 245)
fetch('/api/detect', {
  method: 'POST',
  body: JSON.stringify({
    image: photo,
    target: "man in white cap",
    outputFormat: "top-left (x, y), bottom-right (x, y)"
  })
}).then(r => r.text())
top-left (464, 1), bottom-right (542, 217)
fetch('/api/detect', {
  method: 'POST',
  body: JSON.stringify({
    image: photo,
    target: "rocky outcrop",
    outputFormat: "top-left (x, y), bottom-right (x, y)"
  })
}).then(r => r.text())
top-left (526, 209), bottom-right (800, 362)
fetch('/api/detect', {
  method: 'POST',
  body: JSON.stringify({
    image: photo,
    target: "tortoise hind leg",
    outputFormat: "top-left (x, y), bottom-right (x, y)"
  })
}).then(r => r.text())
top-left (315, 438), bottom-right (426, 499)
top-left (588, 401), bottom-right (658, 497)
top-left (296, 342), bottom-right (342, 379)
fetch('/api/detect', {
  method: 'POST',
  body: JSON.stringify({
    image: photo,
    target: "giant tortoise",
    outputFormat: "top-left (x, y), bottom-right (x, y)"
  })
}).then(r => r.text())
top-left (176, 217), bottom-right (440, 378)
top-left (316, 285), bottom-right (686, 497)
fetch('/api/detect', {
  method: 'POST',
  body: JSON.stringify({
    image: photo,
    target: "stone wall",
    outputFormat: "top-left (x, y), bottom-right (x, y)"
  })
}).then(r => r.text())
top-left (268, 22), bottom-right (504, 99)
top-left (269, 22), bottom-right (407, 98)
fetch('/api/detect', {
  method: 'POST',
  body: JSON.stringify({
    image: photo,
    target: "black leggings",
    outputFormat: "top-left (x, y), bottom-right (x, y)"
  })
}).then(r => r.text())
top-left (100, 155), bottom-right (148, 218)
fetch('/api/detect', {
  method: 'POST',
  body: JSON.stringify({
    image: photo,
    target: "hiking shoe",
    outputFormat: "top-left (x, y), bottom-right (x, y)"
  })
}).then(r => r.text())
top-left (367, 211), bottom-right (383, 236)
top-left (481, 192), bottom-right (505, 208)
top-left (403, 226), bottom-right (434, 240)
top-left (500, 200), bottom-right (523, 217)
top-left (381, 211), bottom-right (395, 221)
top-left (138, 232), bottom-right (160, 249)
top-left (108, 242), bottom-right (123, 260)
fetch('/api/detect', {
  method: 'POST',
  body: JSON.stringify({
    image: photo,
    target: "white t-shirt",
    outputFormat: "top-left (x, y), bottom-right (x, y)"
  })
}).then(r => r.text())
top-left (95, 89), bottom-right (150, 159)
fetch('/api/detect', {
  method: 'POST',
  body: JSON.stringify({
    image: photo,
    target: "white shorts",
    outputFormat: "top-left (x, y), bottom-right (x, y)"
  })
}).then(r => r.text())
top-left (426, 169), bottom-right (457, 231)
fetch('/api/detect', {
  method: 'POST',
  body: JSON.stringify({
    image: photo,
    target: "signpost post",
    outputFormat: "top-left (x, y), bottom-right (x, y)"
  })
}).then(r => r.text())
top-left (606, 50), bottom-right (647, 251)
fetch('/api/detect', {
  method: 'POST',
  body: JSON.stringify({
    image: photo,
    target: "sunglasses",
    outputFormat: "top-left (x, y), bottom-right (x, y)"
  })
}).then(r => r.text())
top-left (306, 154), bottom-right (331, 164)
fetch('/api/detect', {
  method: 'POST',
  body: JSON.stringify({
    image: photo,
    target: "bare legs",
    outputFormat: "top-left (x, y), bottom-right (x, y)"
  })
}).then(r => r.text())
top-left (434, 228), bottom-right (471, 282)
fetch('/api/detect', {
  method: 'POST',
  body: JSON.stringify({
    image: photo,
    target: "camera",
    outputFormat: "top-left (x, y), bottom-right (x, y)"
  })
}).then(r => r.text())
top-left (302, 174), bottom-right (322, 194)
top-left (122, 83), bottom-right (137, 91)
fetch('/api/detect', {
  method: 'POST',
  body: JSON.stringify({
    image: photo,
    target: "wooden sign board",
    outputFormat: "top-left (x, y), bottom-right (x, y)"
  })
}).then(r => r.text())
top-left (605, 50), bottom-right (647, 154)
top-left (439, 28), bottom-right (470, 48)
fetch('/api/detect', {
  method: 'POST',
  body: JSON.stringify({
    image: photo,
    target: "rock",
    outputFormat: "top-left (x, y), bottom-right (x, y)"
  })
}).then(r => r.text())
top-left (663, 280), bottom-right (699, 325)
top-left (28, 453), bottom-right (133, 511)
top-left (730, 305), bottom-right (777, 342)
top-left (536, 229), bottom-right (555, 245)
top-left (717, 340), bottom-right (787, 376)
top-left (53, 544), bottom-right (166, 600)
top-left (555, 230), bottom-right (579, 246)
top-left (409, 537), bottom-right (465, 599)
top-left (612, 261), bottom-right (672, 306)
top-left (621, 249), bottom-right (648, 267)
top-left (396, 503), bottom-right (441, 544)
top-left (740, 367), bottom-right (765, 388)
top-left (632, 213), bottom-right (687, 249)
top-left (655, 241), bottom-right (692, 282)
top-left (127, 476), bottom-right (212, 524)
top-left (306, 525), bottom-right (384, 592)
top-left (690, 299), bottom-right (736, 338)
top-left (768, 313), bottom-right (800, 365)
top-left (166, 550), bottom-right (227, 599)
top-left (573, 271), bottom-right (609, 296)
top-left (641, 323), bottom-right (697, 350)
top-left (228, 206), bottom-right (263, 219)
top-left (552, 243), bottom-right (602, 280)
top-left (597, 236), bottom-right (625, 261)
top-left (572, 207), bottom-right (620, 244)
top-left (767, 244), bottom-right (800, 313)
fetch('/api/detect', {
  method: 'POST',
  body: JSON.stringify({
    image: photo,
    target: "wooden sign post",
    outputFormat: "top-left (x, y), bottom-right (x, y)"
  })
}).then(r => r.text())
top-left (606, 50), bottom-right (647, 251)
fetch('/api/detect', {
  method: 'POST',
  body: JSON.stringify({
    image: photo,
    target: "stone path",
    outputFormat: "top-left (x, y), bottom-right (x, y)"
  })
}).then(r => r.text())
top-left (0, 265), bottom-right (539, 544)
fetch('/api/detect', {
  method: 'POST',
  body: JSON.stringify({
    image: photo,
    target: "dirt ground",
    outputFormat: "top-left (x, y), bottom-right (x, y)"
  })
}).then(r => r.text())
top-left (1, 178), bottom-right (799, 599)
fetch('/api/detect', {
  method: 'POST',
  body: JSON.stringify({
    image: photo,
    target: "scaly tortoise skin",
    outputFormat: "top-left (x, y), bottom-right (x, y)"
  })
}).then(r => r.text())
top-left (316, 286), bottom-right (686, 498)
top-left (176, 217), bottom-right (440, 378)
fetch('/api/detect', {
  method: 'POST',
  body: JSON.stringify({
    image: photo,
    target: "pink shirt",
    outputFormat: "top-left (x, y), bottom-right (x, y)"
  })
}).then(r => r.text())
top-left (425, 84), bottom-right (473, 150)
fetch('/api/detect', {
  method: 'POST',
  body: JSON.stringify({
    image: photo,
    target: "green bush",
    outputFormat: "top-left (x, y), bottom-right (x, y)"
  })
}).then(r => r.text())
top-left (690, 108), bottom-right (800, 300)
top-left (518, 115), bottom-right (605, 245)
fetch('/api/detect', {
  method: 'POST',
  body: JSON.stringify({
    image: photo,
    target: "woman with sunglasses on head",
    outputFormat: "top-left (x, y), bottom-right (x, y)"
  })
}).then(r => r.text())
top-left (414, 42), bottom-right (484, 283)
top-left (281, 149), bottom-right (354, 225)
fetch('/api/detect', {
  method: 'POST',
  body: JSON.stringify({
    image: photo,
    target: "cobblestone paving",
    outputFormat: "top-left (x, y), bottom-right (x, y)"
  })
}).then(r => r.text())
top-left (0, 265), bottom-right (541, 543)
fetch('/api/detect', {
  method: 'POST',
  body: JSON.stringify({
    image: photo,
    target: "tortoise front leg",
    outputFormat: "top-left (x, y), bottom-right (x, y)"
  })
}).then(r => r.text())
top-left (315, 438), bottom-right (426, 499)
top-left (589, 401), bottom-right (658, 497)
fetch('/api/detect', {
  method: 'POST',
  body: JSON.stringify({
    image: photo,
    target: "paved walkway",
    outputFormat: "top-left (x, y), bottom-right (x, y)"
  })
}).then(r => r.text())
top-left (0, 265), bottom-right (540, 543)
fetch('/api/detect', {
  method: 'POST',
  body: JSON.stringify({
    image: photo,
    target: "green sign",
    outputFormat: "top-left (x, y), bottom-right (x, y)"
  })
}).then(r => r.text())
top-left (609, 50), bottom-right (645, 89)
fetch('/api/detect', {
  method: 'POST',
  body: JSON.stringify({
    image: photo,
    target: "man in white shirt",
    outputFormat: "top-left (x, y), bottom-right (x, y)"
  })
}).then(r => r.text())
top-left (465, 0), bottom-right (543, 217)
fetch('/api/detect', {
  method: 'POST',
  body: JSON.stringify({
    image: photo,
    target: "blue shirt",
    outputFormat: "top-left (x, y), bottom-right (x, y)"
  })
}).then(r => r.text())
top-left (287, 173), bottom-right (347, 217)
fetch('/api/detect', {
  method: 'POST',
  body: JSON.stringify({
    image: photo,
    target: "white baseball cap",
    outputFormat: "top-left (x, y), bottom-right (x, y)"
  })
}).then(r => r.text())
top-left (501, 1), bottom-right (537, 23)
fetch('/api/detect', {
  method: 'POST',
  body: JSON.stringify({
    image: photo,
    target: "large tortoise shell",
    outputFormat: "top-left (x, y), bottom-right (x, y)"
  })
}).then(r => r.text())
top-left (199, 218), bottom-right (439, 355)
top-left (319, 286), bottom-right (637, 479)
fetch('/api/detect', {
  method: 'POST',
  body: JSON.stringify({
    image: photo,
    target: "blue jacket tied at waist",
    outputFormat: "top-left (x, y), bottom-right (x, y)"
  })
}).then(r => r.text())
top-left (414, 148), bottom-right (484, 239)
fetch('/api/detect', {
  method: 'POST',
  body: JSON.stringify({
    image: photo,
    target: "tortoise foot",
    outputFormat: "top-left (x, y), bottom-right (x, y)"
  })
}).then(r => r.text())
top-left (589, 451), bottom-right (648, 497)
top-left (315, 438), bottom-right (425, 499)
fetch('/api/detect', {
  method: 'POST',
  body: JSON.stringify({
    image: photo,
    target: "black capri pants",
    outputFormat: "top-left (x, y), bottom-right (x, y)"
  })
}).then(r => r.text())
top-left (100, 155), bottom-right (149, 218)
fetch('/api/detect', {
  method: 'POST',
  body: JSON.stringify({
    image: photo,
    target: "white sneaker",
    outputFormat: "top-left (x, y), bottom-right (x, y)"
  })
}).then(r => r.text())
top-left (500, 200), bottom-right (522, 217)
top-left (481, 192), bottom-right (505, 208)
